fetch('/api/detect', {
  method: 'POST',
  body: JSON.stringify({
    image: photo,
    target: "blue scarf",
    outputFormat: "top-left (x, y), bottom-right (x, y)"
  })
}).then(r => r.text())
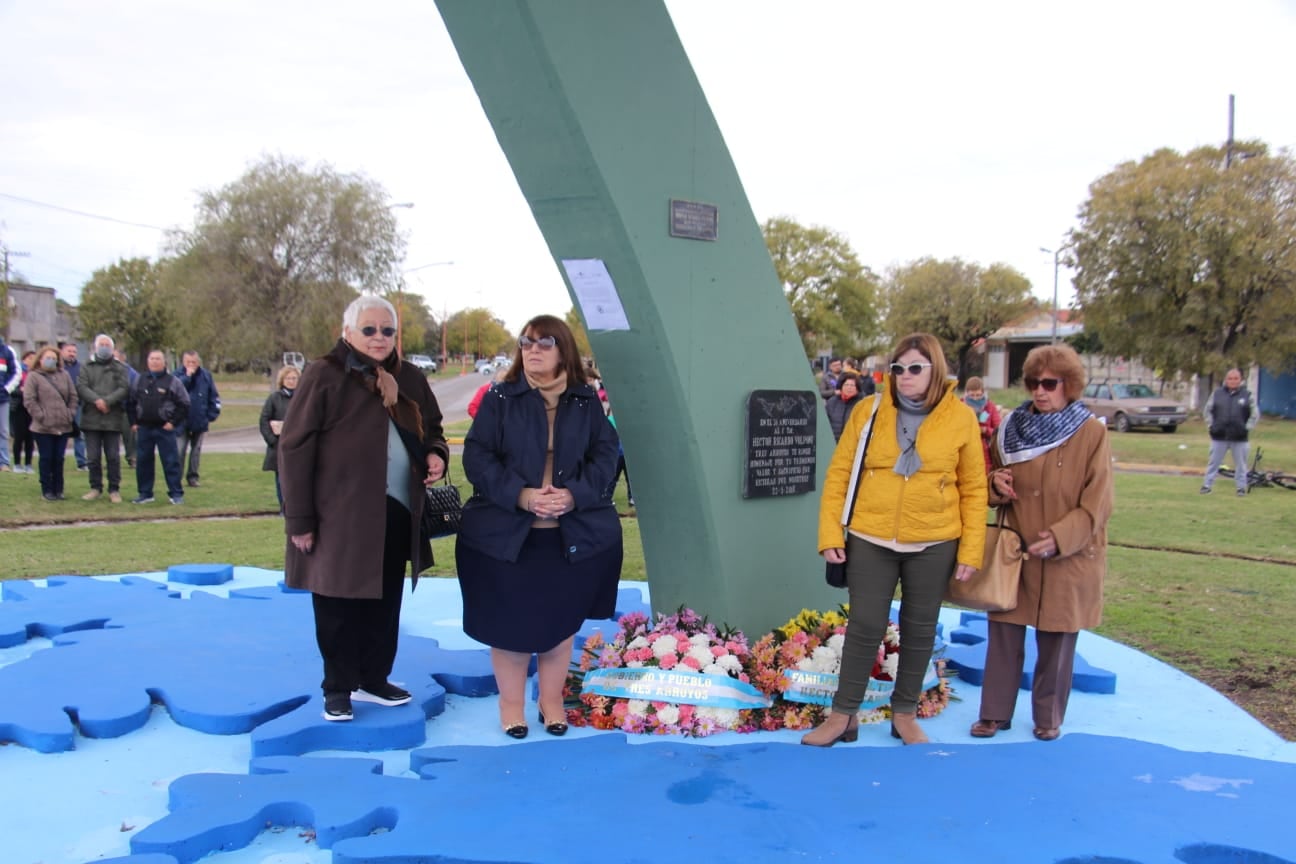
top-left (998, 399), bottom-right (1093, 465)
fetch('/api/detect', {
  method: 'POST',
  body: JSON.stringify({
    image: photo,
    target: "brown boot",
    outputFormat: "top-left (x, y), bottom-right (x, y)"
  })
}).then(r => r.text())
top-left (800, 711), bottom-right (859, 747)
top-left (890, 711), bottom-right (929, 745)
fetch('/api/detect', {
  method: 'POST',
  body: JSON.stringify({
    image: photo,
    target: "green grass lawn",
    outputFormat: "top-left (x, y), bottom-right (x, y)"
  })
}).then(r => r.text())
top-left (3, 405), bottom-right (1294, 738)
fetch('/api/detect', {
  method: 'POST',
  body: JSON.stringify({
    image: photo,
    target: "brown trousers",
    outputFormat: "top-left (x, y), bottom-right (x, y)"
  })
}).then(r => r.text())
top-left (978, 621), bottom-right (1079, 730)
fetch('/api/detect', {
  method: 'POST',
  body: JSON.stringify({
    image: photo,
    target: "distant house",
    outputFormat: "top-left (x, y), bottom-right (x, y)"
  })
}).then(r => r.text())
top-left (2, 282), bottom-right (73, 357)
top-left (983, 310), bottom-right (1167, 393)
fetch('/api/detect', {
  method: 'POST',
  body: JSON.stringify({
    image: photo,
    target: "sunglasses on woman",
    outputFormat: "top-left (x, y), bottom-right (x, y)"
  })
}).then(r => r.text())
top-left (518, 335), bottom-right (557, 350)
top-left (1025, 377), bottom-right (1062, 392)
top-left (359, 326), bottom-right (397, 338)
top-left (889, 362), bottom-right (932, 376)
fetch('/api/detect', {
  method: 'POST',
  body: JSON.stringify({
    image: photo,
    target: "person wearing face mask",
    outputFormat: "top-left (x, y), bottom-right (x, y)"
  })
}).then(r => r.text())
top-left (824, 372), bottom-right (865, 441)
top-left (806, 332), bottom-right (987, 747)
top-left (75, 334), bottom-right (130, 503)
top-left (128, 350), bottom-right (190, 505)
top-left (0, 333), bottom-right (19, 472)
top-left (962, 376), bottom-right (1002, 473)
top-left (259, 364), bottom-right (300, 511)
top-left (22, 346), bottom-right (78, 500)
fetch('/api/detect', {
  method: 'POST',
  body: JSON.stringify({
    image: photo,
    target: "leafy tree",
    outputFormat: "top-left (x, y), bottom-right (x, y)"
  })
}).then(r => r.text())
top-left (443, 308), bottom-right (511, 360)
top-left (165, 154), bottom-right (405, 367)
top-left (565, 307), bottom-right (592, 359)
top-left (883, 257), bottom-right (1034, 379)
top-left (1072, 142), bottom-right (1296, 378)
top-left (762, 216), bottom-right (881, 360)
top-left (77, 257), bottom-right (172, 360)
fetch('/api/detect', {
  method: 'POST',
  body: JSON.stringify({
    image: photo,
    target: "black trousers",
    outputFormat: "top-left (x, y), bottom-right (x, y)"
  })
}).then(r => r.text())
top-left (311, 496), bottom-right (412, 695)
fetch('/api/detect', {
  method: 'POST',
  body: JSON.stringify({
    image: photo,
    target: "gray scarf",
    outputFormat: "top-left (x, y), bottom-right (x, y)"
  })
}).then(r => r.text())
top-left (894, 393), bottom-right (934, 478)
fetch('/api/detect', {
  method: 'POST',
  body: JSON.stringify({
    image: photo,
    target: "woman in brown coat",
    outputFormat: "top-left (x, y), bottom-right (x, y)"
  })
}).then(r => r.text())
top-left (279, 295), bottom-right (450, 722)
top-left (971, 343), bottom-right (1113, 742)
top-left (23, 345), bottom-right (78, 501)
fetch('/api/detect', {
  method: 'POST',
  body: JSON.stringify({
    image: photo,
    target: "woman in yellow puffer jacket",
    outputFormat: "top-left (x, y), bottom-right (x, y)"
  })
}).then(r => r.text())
top-left (804, 333), bottom-right (987, 747)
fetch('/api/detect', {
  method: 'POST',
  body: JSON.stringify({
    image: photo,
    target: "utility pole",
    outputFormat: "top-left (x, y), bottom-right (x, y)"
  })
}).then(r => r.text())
top-left (1, 247), bottom-right (32, 334)
top-left (1225, 94), bottom-right (1236, 170)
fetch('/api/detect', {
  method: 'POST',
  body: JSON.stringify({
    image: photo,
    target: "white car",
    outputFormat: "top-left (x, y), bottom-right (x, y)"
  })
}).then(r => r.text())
top-left (407, 354), bottom-right (437, 372)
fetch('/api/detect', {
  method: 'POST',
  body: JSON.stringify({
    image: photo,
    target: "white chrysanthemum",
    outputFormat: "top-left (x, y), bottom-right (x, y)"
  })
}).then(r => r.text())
top-left (687, 645), bottom-right (714, 666)
top-left (810, 645), bottom-right (838, 674)
top-left (627, 699), bottom-right (649, 716)
top-left (650, 634), bottom-right (679, 658)
top-left (716, 654), bottom-right (743, 673)
top-left (881, 653), bottom-right (899, 679)
top-left (697, 707), bottom-right (739, 727)
top-left (655, 704), bottom-right (680, 725)
top-left (689, 634), bottom-right (710, 646)
top-left (626, 660), bottom-right (644, 668)
top-left (702, 663), bottom-right (727, 676)
top-left (826, 633), bottom-right (845, 652)
top-left (626, 636), bottom-right (650, 650)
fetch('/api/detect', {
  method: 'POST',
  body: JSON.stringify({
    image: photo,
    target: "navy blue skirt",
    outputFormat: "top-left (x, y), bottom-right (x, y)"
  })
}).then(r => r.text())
top-left (457, 528), bottom-right (622, 653)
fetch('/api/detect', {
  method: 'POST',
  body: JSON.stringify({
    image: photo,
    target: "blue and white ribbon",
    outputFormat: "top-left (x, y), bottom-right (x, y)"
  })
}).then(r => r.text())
top-left (582, 668), bottom-right (772, 710)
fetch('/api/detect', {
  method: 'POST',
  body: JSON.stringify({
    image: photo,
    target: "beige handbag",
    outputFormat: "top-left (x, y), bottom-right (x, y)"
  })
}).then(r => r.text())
top-left (945, 508), bottom-right (1024, 612)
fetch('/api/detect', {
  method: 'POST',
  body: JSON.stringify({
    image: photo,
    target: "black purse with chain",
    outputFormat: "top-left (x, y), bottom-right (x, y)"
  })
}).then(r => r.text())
top-left (422, 473), bottom-right (463, 539)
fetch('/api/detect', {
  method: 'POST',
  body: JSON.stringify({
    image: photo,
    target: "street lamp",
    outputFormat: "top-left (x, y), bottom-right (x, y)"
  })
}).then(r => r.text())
top-left (401, 260), bottom-right (455, 364)
top-left (1039, 242), bottom-right (1072, 344)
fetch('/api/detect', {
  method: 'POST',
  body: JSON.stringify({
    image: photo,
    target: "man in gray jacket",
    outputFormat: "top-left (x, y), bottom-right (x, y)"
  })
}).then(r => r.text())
top-left (76, 334), bottom-right (130, 502)
top-left (1201, 368), bottom-right (1259, 497)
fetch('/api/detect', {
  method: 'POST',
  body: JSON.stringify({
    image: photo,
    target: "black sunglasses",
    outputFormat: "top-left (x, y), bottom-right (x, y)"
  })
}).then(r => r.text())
top-left (518, 335), bottom-right (557, 350)
top-left (889, 362), bottom-right (932, 376)
top-left (360, 326), bottom-right (397, 338)
top-left (1025, 377), bottom-right (1062, 392)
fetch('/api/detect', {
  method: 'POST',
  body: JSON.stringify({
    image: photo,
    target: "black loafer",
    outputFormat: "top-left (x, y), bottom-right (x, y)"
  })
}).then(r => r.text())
top-left (503, 723), bottom-right (529, 739)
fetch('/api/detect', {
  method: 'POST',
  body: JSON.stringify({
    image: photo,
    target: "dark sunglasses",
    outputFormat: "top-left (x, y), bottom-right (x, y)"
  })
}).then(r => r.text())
top-left (359, 326), bottom-right (396, 338)
top-left (1025, 377), bottom-right (1062, 392)
top-left (519, 335), bottom-right (557, 350)
top-left (889, 362), bottom-right (932, 376)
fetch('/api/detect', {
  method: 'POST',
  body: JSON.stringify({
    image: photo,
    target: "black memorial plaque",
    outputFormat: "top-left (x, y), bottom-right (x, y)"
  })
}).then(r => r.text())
top-left (743, 389), bottom-right (818, 499)
top-left (669, 198), bottom-right (719, 241)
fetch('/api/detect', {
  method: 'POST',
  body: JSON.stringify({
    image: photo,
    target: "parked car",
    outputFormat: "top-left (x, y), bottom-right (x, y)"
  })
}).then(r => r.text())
top-left (407, 354), bottom-right (437, 372)
top-left (1081, 381), bottom-right (1188, 433)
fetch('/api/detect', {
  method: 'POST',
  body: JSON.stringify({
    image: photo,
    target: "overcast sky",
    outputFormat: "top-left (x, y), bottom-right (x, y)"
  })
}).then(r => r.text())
top-left (3, 0), bottom-right (1294, 336)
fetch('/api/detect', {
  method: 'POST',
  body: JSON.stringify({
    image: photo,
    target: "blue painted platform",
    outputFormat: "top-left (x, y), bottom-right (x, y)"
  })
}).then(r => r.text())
top-left (2, 567), bottom-right (1293, 864)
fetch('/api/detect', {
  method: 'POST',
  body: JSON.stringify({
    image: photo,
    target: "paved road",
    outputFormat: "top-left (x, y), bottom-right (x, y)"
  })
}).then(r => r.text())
top-left (204, 373), bottom-right (487, 455)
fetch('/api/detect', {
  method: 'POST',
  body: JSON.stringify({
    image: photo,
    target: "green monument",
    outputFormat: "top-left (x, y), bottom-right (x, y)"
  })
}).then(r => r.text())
top-left (436, 0), bottom-right (844, 635)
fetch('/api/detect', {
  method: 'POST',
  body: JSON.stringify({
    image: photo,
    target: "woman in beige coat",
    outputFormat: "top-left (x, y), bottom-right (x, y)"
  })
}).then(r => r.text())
top-left (971, 343), bottom-right (1113, 742)
top-left (23, 345), bottom-right (78, 501)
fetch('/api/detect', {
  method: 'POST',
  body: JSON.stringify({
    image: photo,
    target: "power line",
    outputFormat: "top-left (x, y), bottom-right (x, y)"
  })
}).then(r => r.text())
top-left (0, 191), bottom-right (169, 232)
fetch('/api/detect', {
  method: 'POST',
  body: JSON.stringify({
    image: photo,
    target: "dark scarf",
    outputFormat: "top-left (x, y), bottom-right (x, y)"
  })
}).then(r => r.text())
top-left (998, 399), bottom-right (1093, 465)
top-left (327, 339), bottom-right (424, 443)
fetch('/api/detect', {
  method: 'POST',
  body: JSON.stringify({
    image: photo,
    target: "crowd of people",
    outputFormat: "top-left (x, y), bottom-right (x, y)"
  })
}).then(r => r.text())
top-left (0, 335), bottom-right (219, 505)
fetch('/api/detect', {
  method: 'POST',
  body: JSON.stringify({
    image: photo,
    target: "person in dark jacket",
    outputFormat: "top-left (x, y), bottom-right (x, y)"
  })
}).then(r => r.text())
top-left (76, 334), bottom-right (130, 503)
top-left (457, 314), bottom-right (623, 739)
top-left (824, 373), bottom-right (864, 441)
top-left (9, 351), bottom-right (36, 472)
top-left (259, 365), bottom-right (299, 510)
top-left (114, 349), bottom-right (139, 469)
top-left (0, 334), bottom-right (19, 472)
top-left (175, 350), bottom-right (221, 488)
top-left (128, 350), bottom-right (190, 505)
top-left (279, 295), bottom-right (449, 723)
top-left (59, 341), bottom-right (87, 469)
top-left (1200, 367), bottom-right (1259, 496)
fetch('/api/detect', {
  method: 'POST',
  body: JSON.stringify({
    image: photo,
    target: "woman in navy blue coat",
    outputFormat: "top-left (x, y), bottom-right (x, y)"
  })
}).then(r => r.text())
top-left (457, 314), bottom-right (623, 739)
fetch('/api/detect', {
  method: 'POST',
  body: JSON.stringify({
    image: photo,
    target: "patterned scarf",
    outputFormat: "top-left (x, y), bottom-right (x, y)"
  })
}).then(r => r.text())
top-left (998, 399), bottom-right (1093, 465)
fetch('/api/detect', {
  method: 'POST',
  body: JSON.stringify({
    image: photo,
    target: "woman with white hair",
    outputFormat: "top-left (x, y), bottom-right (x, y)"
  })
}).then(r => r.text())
top-left (278, 294), bottom-right (450, 722)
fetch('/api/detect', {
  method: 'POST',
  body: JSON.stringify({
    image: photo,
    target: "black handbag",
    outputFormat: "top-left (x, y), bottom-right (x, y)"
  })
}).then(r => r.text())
top-left (825, 394), bottom-right (882, 587)
top-left (422, 475), bottom-right (463, 539)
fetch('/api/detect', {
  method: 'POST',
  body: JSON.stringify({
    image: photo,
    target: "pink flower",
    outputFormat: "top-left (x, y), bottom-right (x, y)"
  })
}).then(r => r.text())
top-left (681, 655), bottom-right (702, 671)
top-left (711, 645), bottom-right (727, 658)
top-left (658, 654), bottom-right (678, 670)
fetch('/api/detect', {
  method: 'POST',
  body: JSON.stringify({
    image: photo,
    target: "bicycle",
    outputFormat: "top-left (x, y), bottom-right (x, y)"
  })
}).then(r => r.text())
top-left (1218, 447), bottom-right (1296, 491)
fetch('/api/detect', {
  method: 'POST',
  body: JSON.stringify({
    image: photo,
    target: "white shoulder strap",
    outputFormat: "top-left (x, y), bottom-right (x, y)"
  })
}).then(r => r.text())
top-left (840, 394), bottom-right (883, 526)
